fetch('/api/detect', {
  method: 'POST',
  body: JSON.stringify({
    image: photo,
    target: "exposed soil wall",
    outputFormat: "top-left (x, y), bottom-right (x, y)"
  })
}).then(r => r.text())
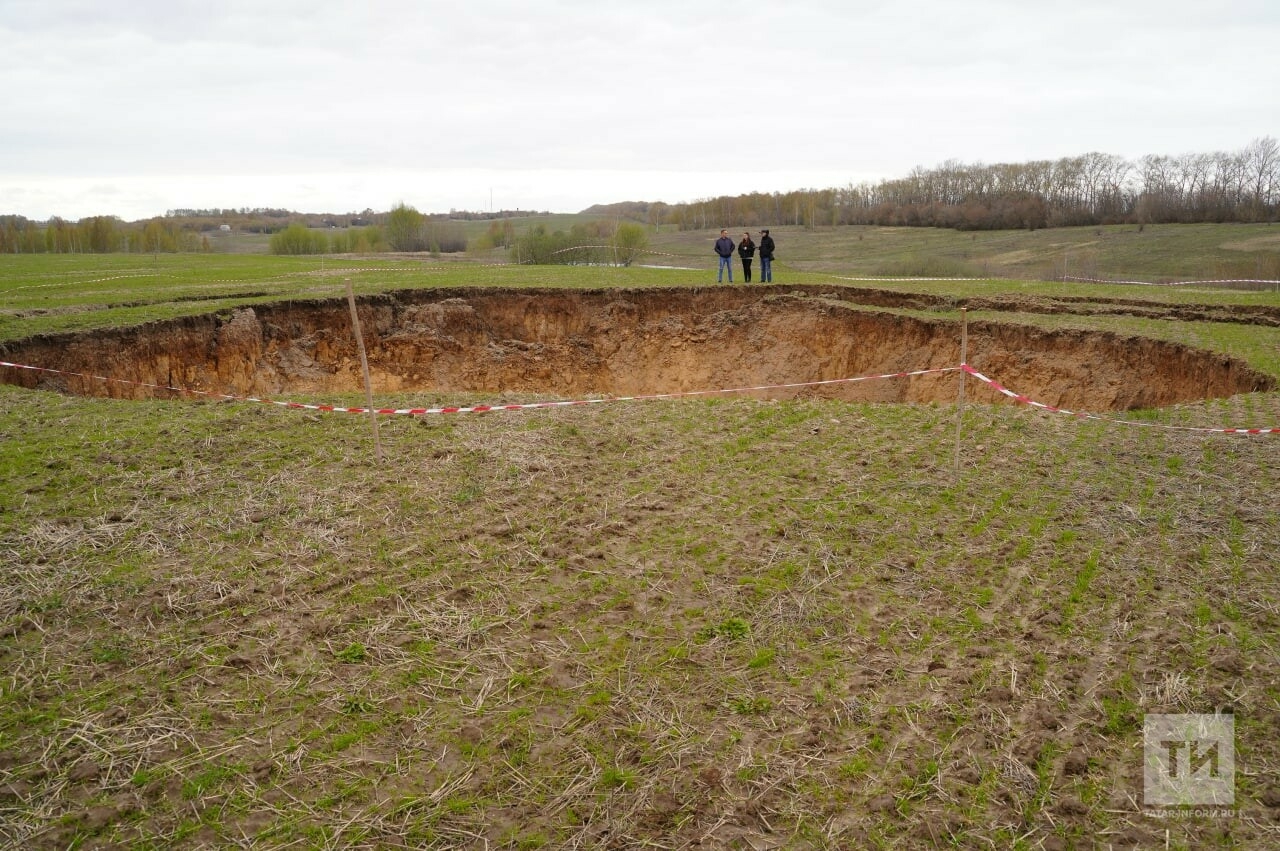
top-left (1, 286), bottom-right (1272, 410)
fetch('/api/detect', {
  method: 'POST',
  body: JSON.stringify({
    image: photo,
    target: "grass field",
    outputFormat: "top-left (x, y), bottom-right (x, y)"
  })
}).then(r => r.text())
top-left (444, 219), bottom-right (1280, 283)
top-left (200, 216), bottom-right (1280, 284)
top-left (2, 241), bottom-right (1280, 849)
top-left (655, 222), bottom-right (1280, 282)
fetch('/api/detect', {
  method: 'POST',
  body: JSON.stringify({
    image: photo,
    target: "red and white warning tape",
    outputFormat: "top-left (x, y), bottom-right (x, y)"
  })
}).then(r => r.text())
top-left (547, 246), bottom-right (689, 260)
top-left (0, 360), bottom-right (957, 416)
top-left (1061, 275), bottom-right (1280, 288)
top-left (4, 356), bottom-right (1277, 433)
top-left (0, 263), bottom-right (509, 298)
top-left (961, 364), bottom-right (1280, 435)
top-left (0, 273), bottom-right (169, 296)
top-left (830, 275), bottom-right (985, 283)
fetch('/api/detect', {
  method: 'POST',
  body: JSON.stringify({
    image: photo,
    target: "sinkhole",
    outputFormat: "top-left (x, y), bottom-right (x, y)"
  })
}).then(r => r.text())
top-left (1, 286), bottom-right (1272, 411)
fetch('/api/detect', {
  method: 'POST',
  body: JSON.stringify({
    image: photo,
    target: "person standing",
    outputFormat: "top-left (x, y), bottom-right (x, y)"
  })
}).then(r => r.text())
top-left (737, 231), bottom-right (755, 282)
top-left (714, 229), bottom-right (735, 283)
top-left (758, 229), bottom-right (775, 282)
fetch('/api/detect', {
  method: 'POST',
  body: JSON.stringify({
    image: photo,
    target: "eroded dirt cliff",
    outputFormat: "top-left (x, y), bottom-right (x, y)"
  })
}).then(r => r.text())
top-left (1, 286), bottom-right (1272, 410)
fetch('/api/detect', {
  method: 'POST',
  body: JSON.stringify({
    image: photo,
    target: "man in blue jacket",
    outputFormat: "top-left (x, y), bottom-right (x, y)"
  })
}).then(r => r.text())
top-left (714, 229), bottom-right (735, 283)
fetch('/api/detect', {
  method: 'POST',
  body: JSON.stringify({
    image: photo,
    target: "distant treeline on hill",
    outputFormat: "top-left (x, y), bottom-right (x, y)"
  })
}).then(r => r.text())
top-left (4, 139), bottom-right (1276, 254)
top-left (0, 209), bottom-right (368, 254)
top-left (593, 138), bottom-right (1279, 232)
top-left (0, 204), bottom-right (559, 255)
top-left (0, 215), bottom-right (211, 254)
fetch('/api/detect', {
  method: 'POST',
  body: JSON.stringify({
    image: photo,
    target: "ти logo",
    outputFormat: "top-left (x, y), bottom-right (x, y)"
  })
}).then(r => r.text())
top-left (1144, 713), bottom-right (1234, 807)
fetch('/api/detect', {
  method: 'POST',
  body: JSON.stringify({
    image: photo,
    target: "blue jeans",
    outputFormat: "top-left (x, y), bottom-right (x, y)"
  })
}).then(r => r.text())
top-left (760, 256), bottom-right (773, 282)
top-left (717, 254), bottom-right (733, 282)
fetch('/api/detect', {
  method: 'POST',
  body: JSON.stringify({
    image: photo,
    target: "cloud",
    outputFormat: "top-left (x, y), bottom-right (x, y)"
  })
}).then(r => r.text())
top-left (1, 0), bottom-right (1276, 218)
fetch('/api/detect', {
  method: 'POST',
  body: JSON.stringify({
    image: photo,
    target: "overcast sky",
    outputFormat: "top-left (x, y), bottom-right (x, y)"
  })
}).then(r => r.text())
top-left (2, 0), bottom-right (1277, 221)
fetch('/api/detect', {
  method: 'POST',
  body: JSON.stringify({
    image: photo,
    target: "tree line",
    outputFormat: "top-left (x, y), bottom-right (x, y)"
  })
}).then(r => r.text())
top-left (0, 215), bottom-right (213, 254)
top-left (663, 137), bottom-right (1279, 231)
top-left (5, 138), bottom-right (1275, 254)
top-left (0, 205), bottom-right (468, 256)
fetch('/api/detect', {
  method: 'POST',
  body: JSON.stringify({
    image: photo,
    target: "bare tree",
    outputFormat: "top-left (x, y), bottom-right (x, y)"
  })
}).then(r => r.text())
top-left (1242, 136), bottom-right (1280, 220)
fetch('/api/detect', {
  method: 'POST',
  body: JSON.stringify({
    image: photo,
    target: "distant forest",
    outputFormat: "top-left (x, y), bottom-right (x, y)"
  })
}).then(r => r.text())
top-left (2, 138), bottom-right (1276, 254)
top-left (0, 206), bottom-right (544, 255)
top-left (589, 136), bottom-right (1280, 231)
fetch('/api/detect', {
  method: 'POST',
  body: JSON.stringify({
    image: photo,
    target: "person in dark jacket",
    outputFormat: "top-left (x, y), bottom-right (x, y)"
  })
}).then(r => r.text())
top-left (737, 232), bottom-right (755, 282)
top-left (714, 229), bottom-right (735, 283)
top-left (758, 229), bottom-right (775, 282)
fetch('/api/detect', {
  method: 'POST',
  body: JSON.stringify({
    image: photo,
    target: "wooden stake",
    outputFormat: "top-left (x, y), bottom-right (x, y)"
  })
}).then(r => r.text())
top-left (953, 307), bottom-right (968, 477)
top-left (346, 278), bottom-right (383, 463)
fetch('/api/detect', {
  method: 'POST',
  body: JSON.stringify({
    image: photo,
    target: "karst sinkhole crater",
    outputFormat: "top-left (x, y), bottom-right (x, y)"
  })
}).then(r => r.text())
top-left (1, 286), bottom-right (1272, 411)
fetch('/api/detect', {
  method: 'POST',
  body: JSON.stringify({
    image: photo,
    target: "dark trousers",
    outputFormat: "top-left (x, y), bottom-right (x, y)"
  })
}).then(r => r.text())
top-left (741, 259), bottom-right (752, 282)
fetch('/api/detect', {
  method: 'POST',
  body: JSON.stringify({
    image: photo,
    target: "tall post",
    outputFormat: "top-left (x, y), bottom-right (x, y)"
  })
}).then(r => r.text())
top-left (346, 278), bottom-right (383, 463)
top-left (953, 308), bottom-right (969, 477)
